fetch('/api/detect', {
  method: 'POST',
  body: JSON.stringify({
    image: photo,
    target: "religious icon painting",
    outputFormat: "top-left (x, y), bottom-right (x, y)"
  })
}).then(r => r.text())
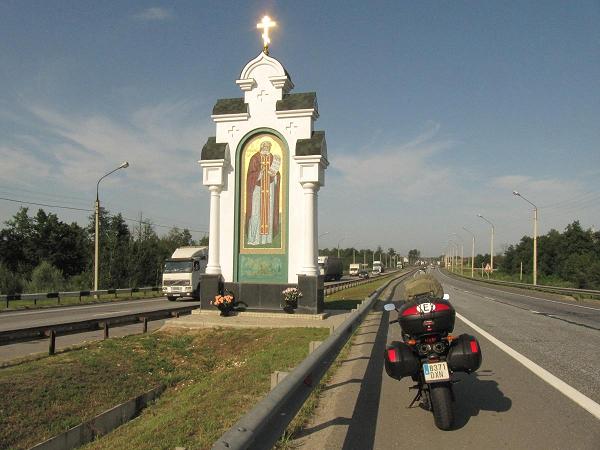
top-left (239, 133), bottom-right (287, 254)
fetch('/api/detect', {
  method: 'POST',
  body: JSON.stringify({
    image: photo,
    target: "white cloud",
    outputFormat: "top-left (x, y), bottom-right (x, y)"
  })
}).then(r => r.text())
top-left (25, 101), bottom-right (210, 200)
top-left (0, 100), bottom-right (212, 235)
top-left (332, 122), bottom-right (455, 198)
top-left (133, 7), bottom-right (173, 21)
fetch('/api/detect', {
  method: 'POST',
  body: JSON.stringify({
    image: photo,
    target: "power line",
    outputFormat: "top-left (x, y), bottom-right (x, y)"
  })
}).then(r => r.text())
top-left (0, 196), bottom-right (92, 212)
top-left (0, 196), bottom-right (208, 234)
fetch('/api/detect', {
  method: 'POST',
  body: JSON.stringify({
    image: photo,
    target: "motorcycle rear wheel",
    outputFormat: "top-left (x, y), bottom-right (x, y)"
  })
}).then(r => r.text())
top-left (430, 383), bottom-right (454, 430)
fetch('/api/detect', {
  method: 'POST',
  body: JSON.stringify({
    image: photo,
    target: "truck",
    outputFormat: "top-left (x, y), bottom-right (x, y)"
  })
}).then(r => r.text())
top-left (318, 256), bottom-right (343, 281)
top-left (162, 246), bottom-right (208, 301)
top-left (372, 260), bottom-right (383, 275)
top-left (349, 263), bottom-right (361, 276)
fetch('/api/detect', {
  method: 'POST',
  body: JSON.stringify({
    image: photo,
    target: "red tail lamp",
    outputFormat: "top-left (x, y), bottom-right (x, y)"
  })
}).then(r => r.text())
top-left (470, 340), bottom-right (479, 353)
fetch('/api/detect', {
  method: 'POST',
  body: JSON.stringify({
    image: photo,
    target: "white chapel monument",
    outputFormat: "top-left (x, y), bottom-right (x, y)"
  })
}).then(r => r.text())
top-left (198, 16), bottom-right (328, 313)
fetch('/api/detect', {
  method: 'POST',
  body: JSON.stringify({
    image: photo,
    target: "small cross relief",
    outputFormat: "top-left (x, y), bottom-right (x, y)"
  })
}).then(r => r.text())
top-left (285, 121), bottom-right (298, 134)
top-left (257, 90), bottom-right (268, 102)
top-left (228, 125), bottom-right (238, 137)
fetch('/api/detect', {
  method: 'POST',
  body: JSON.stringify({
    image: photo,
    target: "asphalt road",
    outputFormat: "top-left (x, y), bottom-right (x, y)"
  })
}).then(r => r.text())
top-left (296, 269), bottom-right (600, 449)
top-left (0, 297), bottom-right (200, 362)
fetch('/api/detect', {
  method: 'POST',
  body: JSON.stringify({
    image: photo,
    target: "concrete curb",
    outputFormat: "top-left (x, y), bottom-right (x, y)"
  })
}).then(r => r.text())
top-left (30, 385), bottom-right (165, 450)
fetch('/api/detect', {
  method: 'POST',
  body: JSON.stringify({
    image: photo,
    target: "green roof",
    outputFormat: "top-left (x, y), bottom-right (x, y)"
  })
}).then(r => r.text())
top-left (212, 98), bottom-right (248, 115)
top-left (295, 131), bottom-right (326, 157)
top-left (276, 92), bottom-right (317, 111)
top-left (201, 137), bottom-right (227, 160)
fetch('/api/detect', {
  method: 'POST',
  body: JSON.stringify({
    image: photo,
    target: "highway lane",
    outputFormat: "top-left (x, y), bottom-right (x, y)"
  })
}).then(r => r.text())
top-left (437, 269), bottom-right (600, 403)
top-left (0, 297), bottom-right (201, 332)
top-left (296, 272), bottom-right (600, 449)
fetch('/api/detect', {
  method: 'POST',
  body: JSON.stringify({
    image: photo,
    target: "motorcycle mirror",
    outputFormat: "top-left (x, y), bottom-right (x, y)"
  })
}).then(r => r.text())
top-left (383, 303), bottom-right (396, 312)
top-left (443, 293), bottom-right (450, 300)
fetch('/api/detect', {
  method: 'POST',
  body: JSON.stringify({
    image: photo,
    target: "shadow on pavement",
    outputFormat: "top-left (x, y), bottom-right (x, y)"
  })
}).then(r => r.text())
top-left (452, 370), bottom-right (512, 429)
top-left (341, 306), bottom-right (389, 450)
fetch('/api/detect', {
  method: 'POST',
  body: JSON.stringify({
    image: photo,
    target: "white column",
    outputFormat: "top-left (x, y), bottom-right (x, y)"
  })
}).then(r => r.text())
top-left (301, 181), bottom-right (319, 276)
top-left (206, 185), bottom-right (222, 275)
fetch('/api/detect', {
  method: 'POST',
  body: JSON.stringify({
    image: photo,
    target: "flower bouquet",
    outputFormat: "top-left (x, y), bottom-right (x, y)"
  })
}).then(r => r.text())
top-left (211, 291), bottom-right (235, 316)
top-left (281, 287), bottom-right (302, 313)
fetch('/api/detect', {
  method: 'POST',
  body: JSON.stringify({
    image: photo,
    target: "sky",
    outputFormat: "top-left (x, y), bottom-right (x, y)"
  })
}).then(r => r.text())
top-left (1, 1), bottom-right (599, 257)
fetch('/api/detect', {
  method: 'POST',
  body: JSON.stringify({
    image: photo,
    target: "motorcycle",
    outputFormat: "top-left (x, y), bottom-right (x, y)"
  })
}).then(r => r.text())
top-left (383, 293), bottom-right (482, 430)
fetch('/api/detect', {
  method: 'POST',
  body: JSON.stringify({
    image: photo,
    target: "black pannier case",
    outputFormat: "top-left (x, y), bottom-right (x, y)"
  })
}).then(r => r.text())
top-left (384, 341), bottom-right (419, 380)
top-left (398, 298), bottom-right (456, 336)
top-left (447, 333), bottom-right (482, 373)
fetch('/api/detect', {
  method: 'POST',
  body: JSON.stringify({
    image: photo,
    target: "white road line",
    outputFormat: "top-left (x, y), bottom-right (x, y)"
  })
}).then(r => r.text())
top-left (1, 298), bottom-right (164, 317)
top-left (456, 312), bottom-right (600, 421)
top-left (92, 310), bottom-right (133, 317)
top-left (439, 271), bottom-right (600, 311)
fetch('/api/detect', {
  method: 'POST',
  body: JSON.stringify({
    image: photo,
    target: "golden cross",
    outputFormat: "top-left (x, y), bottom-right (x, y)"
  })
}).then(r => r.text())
top-left (257, 15), bottom-right (277, 54)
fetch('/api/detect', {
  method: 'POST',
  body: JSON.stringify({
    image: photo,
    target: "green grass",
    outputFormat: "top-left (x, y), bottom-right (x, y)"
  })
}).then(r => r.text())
top-left (324, 274), bottom-right (394, 310)
top-left (0, 327), bottom-right (328, 450)
top-left (452, 267), bottom-right (577, 287)
top-left (0, 290), bottom-right (164, 311)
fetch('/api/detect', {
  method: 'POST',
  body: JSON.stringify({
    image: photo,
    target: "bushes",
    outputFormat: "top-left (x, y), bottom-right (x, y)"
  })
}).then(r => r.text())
top-left (26, 261), bottom-right (65, 293)
top-left (0, 263), bottom-right (23, 295)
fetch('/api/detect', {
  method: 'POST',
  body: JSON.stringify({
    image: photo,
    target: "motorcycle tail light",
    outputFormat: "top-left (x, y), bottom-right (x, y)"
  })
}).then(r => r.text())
top-left (425, 336), bottom-right (436, 344)
top-left (470, 340), bottom-right (479, 353)
top-left (387, 348), bottom-right (399, 362)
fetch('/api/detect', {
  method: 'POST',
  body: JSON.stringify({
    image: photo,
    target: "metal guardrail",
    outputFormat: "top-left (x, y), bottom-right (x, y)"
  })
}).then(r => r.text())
top-left (445, 270), bottom-right (600, 297)
top-left (212, 269), bottom-right (415, 450)
top-left (0, 287), bottom-right (161, 308)
top-left (323, 271), bottom-right (396, 295)
top-left (0, 304), bottom-right (197, 354)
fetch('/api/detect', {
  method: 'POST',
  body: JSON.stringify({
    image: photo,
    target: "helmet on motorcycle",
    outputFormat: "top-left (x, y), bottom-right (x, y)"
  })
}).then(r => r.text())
top-left (403, 274), bottom-right (444, 300)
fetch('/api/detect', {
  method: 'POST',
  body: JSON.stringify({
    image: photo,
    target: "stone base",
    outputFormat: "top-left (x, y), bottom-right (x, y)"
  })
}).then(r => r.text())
top-left (191, 309), bottom-right (329, 320)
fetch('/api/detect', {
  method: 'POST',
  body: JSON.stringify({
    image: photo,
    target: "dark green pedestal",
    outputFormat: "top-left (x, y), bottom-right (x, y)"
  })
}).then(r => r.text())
top-left (199, 274), bottom-right (224, 310)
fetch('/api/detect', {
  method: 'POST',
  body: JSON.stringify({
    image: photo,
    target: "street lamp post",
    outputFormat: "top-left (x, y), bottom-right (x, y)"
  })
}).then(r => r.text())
top-left (462, 227), bottom-right (475, 278)
top-left (477, 214), bottom-right (495, 273)
top-left (337, 236), bottom-right (347, 258)
top-left (452, 233), bottom-right (464, 275)
top-left (351, 242), bottom-right (361, 264)
top-left (513, 191), bottom-right (538, 285)
top-left (448, 240), bottom-right (459, 272)
top-left (94, 162), bottom-right (129, 294)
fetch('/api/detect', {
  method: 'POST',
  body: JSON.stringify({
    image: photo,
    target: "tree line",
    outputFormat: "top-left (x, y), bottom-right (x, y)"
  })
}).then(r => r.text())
top-left (499, 221), bottom-right (600, 289)
top-left (451, 221), bottom-right (600, 289)
top-left (0, 207), bottom-right (207, 294)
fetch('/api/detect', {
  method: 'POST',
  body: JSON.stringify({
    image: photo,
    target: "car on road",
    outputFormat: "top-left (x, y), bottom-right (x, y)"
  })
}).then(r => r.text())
top-left (357, 270), bottom-right (370, 279)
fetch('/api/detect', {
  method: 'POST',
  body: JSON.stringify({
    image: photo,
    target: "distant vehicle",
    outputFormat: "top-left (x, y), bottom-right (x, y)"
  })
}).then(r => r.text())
top-left (396, 261), bottom-right (403, 269)
top-left (162, 246), bottom-right (208, 301)
top-left (349, 263), bottom-right (361, 276)
top-left (372, 260), bottom-right (383, 274)
top-left (357, 270), bottom-right (370, 279)
top-left (318, 256), bottom-right (343, 281)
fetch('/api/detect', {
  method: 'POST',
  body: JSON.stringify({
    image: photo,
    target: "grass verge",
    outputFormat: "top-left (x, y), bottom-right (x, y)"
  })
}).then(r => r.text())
top-left (0, 327), bottom-right (328, 450)
top-left (324, 274), bottom-right (397, 310)
top-left (275, 334), bottom-right (355, 449)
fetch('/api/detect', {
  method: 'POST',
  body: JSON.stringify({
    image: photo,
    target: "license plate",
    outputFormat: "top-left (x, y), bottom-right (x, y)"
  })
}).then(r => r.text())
top-left (423, 362), bottom-right (450, 383)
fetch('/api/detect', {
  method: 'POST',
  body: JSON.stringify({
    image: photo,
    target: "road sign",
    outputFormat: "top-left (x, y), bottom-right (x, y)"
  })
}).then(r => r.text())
top-left (484, 263), bottom-right (492, 273)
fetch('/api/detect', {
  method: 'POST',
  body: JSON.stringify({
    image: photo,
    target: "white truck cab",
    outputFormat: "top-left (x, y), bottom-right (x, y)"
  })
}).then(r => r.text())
top-left (349, 263), bottom-right (361, 276)
top-left (372, 260), bottom-right (383, 275)
top-left (162, 246), bottom-right (208, 301)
